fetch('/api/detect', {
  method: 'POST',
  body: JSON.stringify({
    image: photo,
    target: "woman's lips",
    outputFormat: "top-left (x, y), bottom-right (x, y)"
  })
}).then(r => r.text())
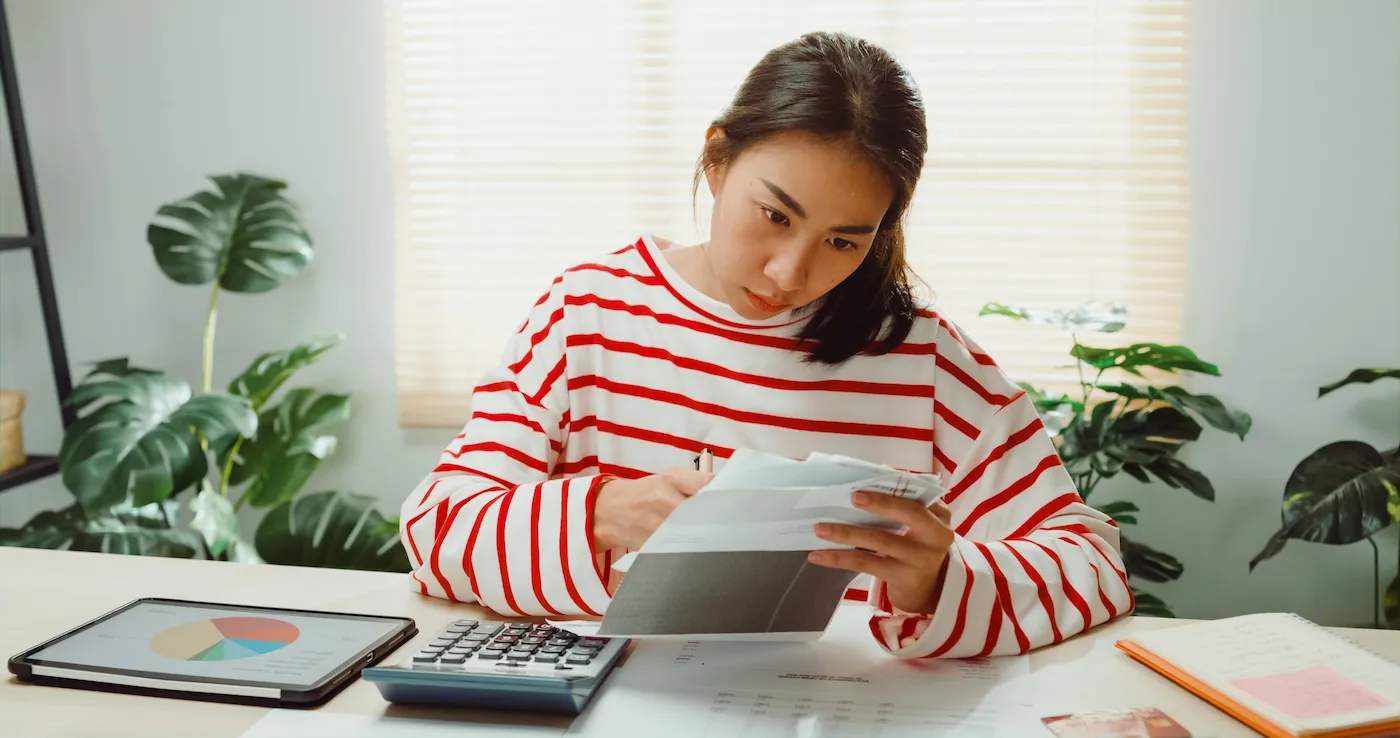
top-left (744, 289), bottom-right (790, 313)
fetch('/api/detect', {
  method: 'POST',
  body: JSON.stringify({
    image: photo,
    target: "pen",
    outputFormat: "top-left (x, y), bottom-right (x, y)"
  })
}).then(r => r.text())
top-left (696, 448), bottom-right (713, 474)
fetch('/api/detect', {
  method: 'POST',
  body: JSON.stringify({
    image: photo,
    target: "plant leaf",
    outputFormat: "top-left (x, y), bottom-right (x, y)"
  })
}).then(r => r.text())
top-left (227, 537), bottom-right (265, 564)
top-left (979, 301), bottom-right (1127, 333)
top-left (1121, 536), bottom-right (1184, 583)
top-left (190, 488), bottom-right (239, 558)
top-left (1071, 343), bottom-right (1220, 377)
top-left (0, 501), bottom-right (198, 558)
top-left (1093, 500), bottom-right (1140, 526)
top-left (255, 490), bottom-right (410, 572)
top-left (1318, 368), bottom-right (1400, 398)
top-left (1098, 383), bottom-right (1251, 440)
top-left (1144, 457), bottom-right (1215, 502)
top-left (59, 370), bottom-right (256, 514)
top-left (232, 389), bottom-right (349, 508)
top-left (227, 334), bottom-right (345, 411)
top-left (1249, 441), bottom-right (1399, 570)
top-left (147, 173), bottom-right (313, 293)
top-left (1130, 588), bottom-right (1175, 618)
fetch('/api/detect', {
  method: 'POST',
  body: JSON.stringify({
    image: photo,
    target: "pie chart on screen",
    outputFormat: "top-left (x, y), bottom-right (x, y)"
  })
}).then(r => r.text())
top-left (149, 617), bottom-right (300, 661)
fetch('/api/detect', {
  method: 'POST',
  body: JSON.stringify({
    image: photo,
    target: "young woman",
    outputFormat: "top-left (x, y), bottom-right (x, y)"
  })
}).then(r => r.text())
top-left (399, 31), bottom-right (1132, 658)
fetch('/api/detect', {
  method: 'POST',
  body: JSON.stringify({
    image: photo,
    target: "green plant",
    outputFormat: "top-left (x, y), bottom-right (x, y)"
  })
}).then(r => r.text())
top-left (1249, 369), bottom-right (1400, 628)
top-left (0, 174), bottom-right (407, 573)
top-left (980, 302), bottom-right (1252, 617)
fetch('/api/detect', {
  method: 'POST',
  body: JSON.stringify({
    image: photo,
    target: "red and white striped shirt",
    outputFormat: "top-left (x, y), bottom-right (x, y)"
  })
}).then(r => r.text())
top-left (400, 234), bottom-right (1133, 658)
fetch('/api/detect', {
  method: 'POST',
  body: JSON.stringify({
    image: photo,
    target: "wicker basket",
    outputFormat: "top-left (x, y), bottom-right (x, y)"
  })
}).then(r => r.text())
top-left (0, 390), bottom-right (26, 473)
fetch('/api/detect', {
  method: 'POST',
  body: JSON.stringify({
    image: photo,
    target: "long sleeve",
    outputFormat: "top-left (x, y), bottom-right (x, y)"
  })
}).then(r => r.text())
top-left (866, 317), bottom-right (1133, 658)
top-left (399, 276), bottom-right (611, 617)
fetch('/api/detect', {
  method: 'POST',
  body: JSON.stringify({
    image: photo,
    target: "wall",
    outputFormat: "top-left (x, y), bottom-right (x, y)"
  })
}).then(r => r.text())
top-left (1112, 0), bottom-right (1399, 625)
top-left (0, 0), bottom-right (446, 541)
top-left (1, 0), bottom-right (1396, 626)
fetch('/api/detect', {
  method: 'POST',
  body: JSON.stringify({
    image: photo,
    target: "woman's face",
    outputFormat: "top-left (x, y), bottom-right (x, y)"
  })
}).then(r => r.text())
top-left (701, 130), bottom-right (894, 319)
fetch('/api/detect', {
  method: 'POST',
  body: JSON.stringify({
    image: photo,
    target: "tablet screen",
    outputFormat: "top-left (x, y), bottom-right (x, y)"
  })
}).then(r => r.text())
top-left (27, 600), bottom-right (406, 690)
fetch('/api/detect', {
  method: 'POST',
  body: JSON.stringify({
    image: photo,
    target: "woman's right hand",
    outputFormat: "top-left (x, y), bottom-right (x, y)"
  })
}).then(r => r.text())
top-left (590, 466), bottom-right (714, 551)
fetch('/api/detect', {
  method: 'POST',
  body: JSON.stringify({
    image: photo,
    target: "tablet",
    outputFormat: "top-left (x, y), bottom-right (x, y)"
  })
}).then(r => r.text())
top-left (7, 597), bottom-right (417, 706)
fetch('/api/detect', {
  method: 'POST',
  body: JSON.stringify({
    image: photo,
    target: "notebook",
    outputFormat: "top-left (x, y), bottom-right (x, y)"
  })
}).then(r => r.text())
top-left (1116, 613), bottom-right (1400, 738)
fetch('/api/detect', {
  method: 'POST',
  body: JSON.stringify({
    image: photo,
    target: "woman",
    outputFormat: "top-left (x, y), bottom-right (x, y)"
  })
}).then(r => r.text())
top-left (399, 31), bottom-right (1131, 659)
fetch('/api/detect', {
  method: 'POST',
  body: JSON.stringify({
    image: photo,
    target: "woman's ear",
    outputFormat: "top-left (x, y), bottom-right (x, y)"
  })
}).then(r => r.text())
top-left (703, 128), bottom-right (728, 197)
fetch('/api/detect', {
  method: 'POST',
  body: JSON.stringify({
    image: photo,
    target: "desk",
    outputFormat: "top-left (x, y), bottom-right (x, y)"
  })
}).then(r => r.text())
top-left (2, 547), bottom-right (1396, 738)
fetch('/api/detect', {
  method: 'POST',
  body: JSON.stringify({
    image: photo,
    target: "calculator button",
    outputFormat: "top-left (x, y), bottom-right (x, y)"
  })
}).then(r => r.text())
top-left (484, 643), bottom-right (510, 652)
top-left (580, 637), bottom-right (609, 647)
top-left (477, 651), bottom-right (504, 660)
top-left (440, 653), bottom-right (468, 664)
top-left (412, 651), bottom-right (440, 663)
top-left (477, 623), bottom-right (504, 636)
top-left (448, 645), bottom-right (476, 654)
top-left (462, 633), bottom-right (489, 641)
top-left (532, 624), bottom-right (556, 633)
top-left (533, 653), bottom-right (560, 663)
top-left (521, 636), bottom-right (546, 645)
top-left (506, 652), bottom-right (532, 661)
top-left (494, 635), bottom-right (519, 644)
top-left (454, 620), bottom-right (479, 628)
top-left (540, 645), bottom-right (567, 654)
top-left (566, 654), bottom-right (594, 665)
top-left (431, 637), bottom-right (457, 646)
top-left (546, 638), bottom-right (574, 647)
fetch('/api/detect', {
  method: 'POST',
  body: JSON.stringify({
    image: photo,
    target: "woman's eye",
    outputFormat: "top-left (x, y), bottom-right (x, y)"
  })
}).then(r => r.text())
top-left (762, 207), bottom-right (789, 226)
top-left (831, 238), bottom-right (857, 251)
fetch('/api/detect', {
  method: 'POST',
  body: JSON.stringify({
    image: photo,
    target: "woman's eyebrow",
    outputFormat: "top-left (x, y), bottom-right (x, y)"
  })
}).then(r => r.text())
top-left (759, 178), bottom-right (878, 236)
top-left (760, 178), bottom-right (807, 218)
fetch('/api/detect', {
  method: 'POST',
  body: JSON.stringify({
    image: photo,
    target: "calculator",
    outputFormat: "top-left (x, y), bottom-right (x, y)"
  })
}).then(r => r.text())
top-left (360, 619), bottom-right (627, 714)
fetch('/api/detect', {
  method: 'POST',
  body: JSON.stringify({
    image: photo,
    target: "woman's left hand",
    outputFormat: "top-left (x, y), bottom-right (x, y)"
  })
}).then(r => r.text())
top-left (808, 491), bottom-right (955, 614)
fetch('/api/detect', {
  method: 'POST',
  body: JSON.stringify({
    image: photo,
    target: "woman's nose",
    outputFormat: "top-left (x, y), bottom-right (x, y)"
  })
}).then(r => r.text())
top-left (762, 239), bottom-right (813, 295)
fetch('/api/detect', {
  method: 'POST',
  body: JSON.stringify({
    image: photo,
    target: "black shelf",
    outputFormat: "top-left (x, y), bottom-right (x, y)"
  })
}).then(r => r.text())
top-left (0, 235), bottom-right (37, 251)
top-left (0, 0), bottom-right (74, 496)
top-left (0, 454), bottom-right (58, 492)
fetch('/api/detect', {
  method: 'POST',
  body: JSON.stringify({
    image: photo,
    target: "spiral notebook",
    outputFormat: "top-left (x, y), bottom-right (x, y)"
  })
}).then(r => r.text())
top-left (1116, 613), bottom-right (1400, 738)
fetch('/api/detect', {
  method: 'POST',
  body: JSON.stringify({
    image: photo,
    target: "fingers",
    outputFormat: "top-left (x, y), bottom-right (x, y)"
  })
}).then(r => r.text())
top-left (807, 548), bottom-right (900, 580)
top-left (929, 501), bottom-right (952, 526)
top-left (852, 491), bottom-right (954, 547)
top-left (815, 522), bottom-right (922, 563)
top-left (661, 468), bottom-right (715, 497)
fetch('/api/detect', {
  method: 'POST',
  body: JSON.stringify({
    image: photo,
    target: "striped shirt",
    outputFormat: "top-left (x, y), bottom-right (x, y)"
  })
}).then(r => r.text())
top-left (399, 234), bottom-right (1133, 658)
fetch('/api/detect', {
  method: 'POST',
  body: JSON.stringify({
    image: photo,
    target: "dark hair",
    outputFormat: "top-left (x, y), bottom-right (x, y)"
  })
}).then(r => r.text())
top-left (694, 31), bottom-right (928, 364)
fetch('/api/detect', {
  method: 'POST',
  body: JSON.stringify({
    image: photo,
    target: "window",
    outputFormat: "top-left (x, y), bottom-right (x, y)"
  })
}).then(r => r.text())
top-left (387, 0), bottom-right (1191, 427)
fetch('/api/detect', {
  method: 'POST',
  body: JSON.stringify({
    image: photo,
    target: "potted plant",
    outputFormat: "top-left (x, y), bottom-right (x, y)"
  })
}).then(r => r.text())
top-left (0, 174), bottom-right (407, 573)
top-left (1249, 369), bottom-right (1400, 628)
top-left (980, 302), bottom-right (1251, 616)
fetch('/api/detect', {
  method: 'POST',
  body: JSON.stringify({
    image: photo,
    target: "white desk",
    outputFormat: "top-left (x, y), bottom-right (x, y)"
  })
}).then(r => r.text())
top-left (2, 547), bottom-right (1395, 737)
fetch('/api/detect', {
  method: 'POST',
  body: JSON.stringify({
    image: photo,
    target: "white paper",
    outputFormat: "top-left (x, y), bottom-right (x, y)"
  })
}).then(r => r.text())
top-left (240, 710), bottom-right (564, 738)
top-left (641, 449), bottom-right (947, 555)
top-left (568, 607), bottom-right (1033, 738)
top-left (594, 450), bottom-right (948, 641)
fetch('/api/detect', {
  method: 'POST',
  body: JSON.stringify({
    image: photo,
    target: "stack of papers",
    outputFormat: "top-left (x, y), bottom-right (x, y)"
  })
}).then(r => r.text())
top-left (592, 449), bottom-right (947, 641)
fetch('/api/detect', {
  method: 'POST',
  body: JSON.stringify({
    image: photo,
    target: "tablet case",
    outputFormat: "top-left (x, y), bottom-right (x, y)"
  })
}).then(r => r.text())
top-left (7, 597), bottom-right (417, 707)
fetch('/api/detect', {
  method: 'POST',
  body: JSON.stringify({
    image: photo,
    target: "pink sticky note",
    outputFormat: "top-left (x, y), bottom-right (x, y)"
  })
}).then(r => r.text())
top-left (1231, 664), bottom-right (1392, 722)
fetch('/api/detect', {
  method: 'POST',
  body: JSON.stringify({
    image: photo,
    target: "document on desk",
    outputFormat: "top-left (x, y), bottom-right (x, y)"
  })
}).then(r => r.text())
top-left (568, 606), bottom-right (1033, 738)
top-left (594, 450), bottom-right (947, 641)
top-left (240, 710), bottom-right (563, 738)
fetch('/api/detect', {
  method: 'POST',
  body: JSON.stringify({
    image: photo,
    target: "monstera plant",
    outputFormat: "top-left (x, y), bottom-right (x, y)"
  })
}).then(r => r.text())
top-left (981, 302), bottom-right (1252, 617)
top-left (0, 174), bottom-right (408, 573)
top-left (1249, 369), bottom-right (1400, 628)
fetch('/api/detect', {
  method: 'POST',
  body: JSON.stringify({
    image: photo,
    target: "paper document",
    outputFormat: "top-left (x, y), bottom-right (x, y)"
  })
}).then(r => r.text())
top-left (597, 450), bottom-right (947, 640)
top-left (239, 710), bottom-right (564, 738)
top-left (567, 606), bottom-right (1032, 738)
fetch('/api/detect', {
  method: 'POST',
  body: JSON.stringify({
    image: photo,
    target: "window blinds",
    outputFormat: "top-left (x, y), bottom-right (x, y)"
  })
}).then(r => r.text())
top-left (386, 0), bottom-right (1191, 427)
